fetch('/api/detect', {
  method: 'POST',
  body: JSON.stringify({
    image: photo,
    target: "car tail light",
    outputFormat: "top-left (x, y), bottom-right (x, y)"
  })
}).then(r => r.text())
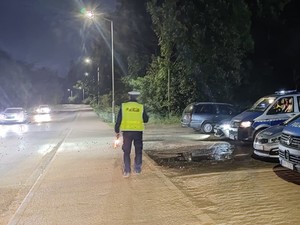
top-left (186, 113), bottom-right (192, 122)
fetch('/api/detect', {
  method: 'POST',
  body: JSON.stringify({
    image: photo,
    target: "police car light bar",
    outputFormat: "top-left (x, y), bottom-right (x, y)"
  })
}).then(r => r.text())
top-left (275, 90), bottom-right (298, 95)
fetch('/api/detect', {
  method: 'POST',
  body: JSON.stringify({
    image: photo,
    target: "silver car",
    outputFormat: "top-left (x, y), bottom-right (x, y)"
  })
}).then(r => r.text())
top-left (0, 107), bottom-right (28, 124)
top-left (181, 102), bottom-right (237, 133)
top-left (253, 114), bottom-right (300, 158)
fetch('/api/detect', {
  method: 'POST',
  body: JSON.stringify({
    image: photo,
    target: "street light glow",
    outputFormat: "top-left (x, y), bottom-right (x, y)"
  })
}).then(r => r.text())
top-left (81, 9), bottom-right (115, 123)
top-left (83, 57), bottom-right (100, 105)
top-left (86, 10), bottom-right (94, 19)
top-left (84, 57), bottom-right (92, 64)
top-left (67, 89), bottom-right (73, 98)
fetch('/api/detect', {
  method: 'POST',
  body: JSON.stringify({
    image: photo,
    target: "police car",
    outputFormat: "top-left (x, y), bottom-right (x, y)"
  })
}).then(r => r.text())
top-left (228, 90), bottom-right (300, 142)
top-left (279, 118), bottom-right (300, 172)
top-left (253, 114), bottom-right (300, 159)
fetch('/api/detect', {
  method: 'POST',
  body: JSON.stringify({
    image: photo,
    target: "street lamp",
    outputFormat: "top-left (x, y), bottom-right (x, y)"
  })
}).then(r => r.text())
top-left (79, 87), bottom-right (85, 100)
top-left (84, 10), bottom-right (115, 123)
top-left (84, 57), bottom-right (100, 105)
top-left (67, 89), bottom-right (73, 103)
top-left (67, 89), bottom-right (73, 97)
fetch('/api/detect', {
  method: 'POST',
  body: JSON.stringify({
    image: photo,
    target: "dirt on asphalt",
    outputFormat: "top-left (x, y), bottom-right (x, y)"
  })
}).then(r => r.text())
top-left (143, 124), bottom-right (278, 176)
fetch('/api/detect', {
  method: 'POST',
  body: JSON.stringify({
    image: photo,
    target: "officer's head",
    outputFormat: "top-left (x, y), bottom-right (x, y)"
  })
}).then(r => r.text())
top-left (128, 91), bottom-right (140, 101)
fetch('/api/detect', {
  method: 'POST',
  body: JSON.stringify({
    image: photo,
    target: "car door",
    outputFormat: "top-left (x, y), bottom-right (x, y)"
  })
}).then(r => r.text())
top-left (259, 96), bottom-right (296, 127)
top-left (198, 104), bottom-right (217, 122)
top-left (217, 104), bottom-right (236, 122)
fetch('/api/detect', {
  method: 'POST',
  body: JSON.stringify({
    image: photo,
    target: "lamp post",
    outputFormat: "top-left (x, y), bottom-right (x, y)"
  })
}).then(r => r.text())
top-left (84, 57), bottom-right (100, 105)
top-left (97, 66), bottom-right (100, 106)
top-left (67, 89), bottom-right (73, 98)
top-left (110, 19), bottom-right (115, 124)
top-left (79, 87), bottom-right (85, 100)
top-left (67, 89), bottom-right (73, 103)
top-left (84, 10), bottom-right (115, 123)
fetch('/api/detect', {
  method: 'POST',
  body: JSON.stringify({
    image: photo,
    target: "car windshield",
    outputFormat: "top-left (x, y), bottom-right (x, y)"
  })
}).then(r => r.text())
top-left (4, 108), bottom-right (22, 113)
top-left (249, 97), bottom-right (276, 112)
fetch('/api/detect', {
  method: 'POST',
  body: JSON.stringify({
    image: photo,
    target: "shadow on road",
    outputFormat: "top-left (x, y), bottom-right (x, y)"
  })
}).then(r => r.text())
top-left (273, 165), bottom-right (300, 185)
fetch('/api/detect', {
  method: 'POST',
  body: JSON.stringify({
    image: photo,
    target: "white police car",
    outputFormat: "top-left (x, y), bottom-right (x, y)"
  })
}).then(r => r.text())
top-left (279, 117), bottom-right (300, 172)
top-left (253, 114), bottom-right (300, 159)
top-left (228, 90), bottom-right (300, 142)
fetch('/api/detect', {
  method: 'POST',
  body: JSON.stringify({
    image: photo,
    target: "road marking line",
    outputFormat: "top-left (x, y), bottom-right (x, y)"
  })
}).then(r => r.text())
top-left (7, 128), bottom-right (73, 225)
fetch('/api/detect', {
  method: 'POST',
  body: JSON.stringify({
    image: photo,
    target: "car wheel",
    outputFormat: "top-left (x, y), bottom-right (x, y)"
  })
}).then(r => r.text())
top-left (202, 122), bottom-right (213, 133)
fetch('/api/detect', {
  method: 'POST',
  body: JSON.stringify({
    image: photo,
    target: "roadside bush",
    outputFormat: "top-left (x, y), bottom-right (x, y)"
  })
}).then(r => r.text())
top-left (92, 104), bottom-right (180, 126)
top-left (147, 113), bottom-right (180, 125)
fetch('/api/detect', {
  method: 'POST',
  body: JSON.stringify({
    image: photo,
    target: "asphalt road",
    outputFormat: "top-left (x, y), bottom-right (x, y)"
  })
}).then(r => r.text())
top-left (1, 105), bottom-right (300, 225)
top-left (0, 105), bottom-right (89, 222)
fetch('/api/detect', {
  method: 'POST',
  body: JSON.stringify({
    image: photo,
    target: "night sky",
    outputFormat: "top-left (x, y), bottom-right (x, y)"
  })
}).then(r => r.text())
top-left (1, 0), bottom-right (299, 89)
top-left (0, 0), bottom-right (116, 76)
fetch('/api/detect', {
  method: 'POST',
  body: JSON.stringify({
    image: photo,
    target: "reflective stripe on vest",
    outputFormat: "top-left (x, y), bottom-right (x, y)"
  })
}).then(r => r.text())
top-left (120, 102), bottom-right (144, 131)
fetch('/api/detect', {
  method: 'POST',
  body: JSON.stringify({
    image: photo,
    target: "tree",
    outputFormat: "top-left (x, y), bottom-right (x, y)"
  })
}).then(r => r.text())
top-left (0, 49), bottom-right (66, 108)
top-left (113, 0), bottom-right (158, 101)
top-left (133, 0), bottom-right (253, 115)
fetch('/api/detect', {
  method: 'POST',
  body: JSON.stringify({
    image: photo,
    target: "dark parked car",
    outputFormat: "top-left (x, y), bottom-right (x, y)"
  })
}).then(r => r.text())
top-left (181, 102), bottom-right (237, 133)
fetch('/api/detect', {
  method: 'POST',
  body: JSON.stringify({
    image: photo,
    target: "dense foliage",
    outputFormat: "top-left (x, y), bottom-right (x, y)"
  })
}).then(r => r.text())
top-left (137, 0), bottom-right (253, 115)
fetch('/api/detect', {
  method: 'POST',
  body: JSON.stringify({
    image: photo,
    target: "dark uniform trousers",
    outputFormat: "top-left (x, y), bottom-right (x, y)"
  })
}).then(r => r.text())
top-left (122, 131), bottom-right (143, 173)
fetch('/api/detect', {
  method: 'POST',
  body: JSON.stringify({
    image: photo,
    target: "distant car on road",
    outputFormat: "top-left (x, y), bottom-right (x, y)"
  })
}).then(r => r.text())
top-left (253, 114), bottom-right (300, 159)
top-left (0, 107), bottom-right (28, 124)
top-left (35, 105), bottom-right (51, 114)
top-left (181, 102), bottom-right (237, 133)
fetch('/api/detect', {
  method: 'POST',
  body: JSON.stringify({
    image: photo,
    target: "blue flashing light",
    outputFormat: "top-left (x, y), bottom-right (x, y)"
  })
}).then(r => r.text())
top-left (275, 90), bottom-right (297, 95)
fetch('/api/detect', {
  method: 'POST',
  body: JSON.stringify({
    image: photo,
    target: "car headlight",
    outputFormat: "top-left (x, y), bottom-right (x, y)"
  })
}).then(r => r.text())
top-left (44, 108), bottom-right (51, 113)
top-left (257, 138), bottom-right (268, 144)
top-left (15, 114), bottom-right (24, 121)
top-left (240, 121), bottom-right (252, 128)
top-left (270, 137), bottom-right (280, 143)
top-left (221, 124), bottom-right (231, 130)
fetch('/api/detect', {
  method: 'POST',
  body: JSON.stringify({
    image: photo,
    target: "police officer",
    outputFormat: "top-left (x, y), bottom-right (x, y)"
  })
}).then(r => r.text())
top-left (115, 91), bottom-right (149, 177)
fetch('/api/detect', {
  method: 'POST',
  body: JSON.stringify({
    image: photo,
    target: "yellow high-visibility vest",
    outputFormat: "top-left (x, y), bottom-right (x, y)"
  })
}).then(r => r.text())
top-left (120, 102), bottom-right (144, 131)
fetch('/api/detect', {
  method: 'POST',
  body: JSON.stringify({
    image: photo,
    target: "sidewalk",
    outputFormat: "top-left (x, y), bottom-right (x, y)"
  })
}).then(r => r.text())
top-left (6, 111), bottom-right (215, 225)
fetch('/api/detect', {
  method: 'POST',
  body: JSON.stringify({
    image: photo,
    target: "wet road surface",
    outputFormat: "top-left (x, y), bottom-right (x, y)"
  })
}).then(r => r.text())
top-left (1, 108), bottom-right (300, 225)
top-left (144, 126), bottom-right (300, 225)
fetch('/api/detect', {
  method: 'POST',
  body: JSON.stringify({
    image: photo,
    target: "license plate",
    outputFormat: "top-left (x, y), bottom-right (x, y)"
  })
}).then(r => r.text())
top-left (280, 159), bottom-right (294, 170)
